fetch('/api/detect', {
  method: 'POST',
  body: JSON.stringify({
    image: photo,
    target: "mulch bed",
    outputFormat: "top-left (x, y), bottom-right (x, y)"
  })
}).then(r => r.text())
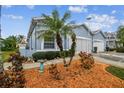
top-left (24, 60), bottom-right (124, 88)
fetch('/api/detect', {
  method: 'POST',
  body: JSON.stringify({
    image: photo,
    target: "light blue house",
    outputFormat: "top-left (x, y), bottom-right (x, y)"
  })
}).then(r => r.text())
top-left (20, 17), bottom-right (106, 57)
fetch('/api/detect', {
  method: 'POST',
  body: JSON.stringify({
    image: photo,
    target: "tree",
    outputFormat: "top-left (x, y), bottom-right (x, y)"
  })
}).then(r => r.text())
top-left (39, 10), bottom-right (76, 67)
top-left (117, 26), bottom-right (124, 47)
top-left (1, 35), bottom-right (25, 51)
top-left (1, 36), bottom-right (17, 51)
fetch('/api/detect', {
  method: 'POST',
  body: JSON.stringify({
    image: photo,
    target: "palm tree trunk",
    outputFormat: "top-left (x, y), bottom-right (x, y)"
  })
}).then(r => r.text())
top-left (68, 34), bottom-right (76, 66)
top-left (68, 56), bottom-right (73, 66)
top-left (56, 32), bottom-right (67, 66)
top-left (56, 32), bottom-right (63, 51)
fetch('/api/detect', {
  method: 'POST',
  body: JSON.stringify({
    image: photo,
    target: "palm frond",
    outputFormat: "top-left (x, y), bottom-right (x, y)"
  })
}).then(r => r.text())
top-left (52, 10), bottom-right (59, 21)
top-left (37, 30), bottom-right (55, 39)
top-left (61, 11), bottom-right (71, 23)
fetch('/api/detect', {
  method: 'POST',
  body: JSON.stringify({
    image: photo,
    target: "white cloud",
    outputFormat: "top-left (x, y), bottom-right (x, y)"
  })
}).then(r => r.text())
top-left (112, 10), bottom-right (116, 14)
top-left (2, 5), bottom-right (12, 8)
top-left (85, 14), bottom-right (119, 31)
top-left (26, 5), bottom-right (35, 9)
top-left (120, 20), bottom-right (124, 25)
top-left (3, 14), bottom-right (23, 20)
top-left (68, 6), bottom-right (88, 13)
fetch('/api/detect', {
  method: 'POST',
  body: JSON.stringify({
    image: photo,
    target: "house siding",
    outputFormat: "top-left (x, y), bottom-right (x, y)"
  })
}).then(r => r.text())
top-left (93, 32), bottom-right (106, 52)
top-left (93, 32), bottom-right (105, 40)
top-left (72, 26), bottom-right (92, 53)
top-left (73, 26), bottom-right (92, 38)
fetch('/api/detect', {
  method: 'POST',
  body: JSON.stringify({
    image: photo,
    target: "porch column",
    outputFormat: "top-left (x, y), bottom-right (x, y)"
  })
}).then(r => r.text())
top-left (30, 35), bottom-right (32, 50)
top-left (92, 35), bottom-right (94, 53)
top-left (35, 29), bottom-right (37, 50)
top-left (41, 38), bottom-right (44, 50)
top-left (55, 38), bottom-right (58, 50)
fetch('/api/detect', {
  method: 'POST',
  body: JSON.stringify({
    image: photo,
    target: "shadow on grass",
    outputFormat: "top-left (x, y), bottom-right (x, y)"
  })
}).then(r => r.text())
top-left (106, 66), bottom-right (124, 80)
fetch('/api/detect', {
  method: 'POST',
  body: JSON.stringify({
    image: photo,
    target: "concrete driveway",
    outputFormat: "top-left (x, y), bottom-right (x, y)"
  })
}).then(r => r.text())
top-left (93, 52), bottom-right (124, 69)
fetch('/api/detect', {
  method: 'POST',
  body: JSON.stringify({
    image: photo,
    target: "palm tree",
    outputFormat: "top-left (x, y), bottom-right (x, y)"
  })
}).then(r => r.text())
top-left (39, 10), bottom-right (76, 66)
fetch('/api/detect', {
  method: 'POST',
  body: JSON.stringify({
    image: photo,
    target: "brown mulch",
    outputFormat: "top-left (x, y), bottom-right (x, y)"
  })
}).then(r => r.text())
top-left (24, 60), bottom-right (124, 88)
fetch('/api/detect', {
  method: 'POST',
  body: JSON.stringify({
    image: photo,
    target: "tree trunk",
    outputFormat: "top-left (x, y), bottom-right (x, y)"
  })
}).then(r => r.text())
top-left (0, 62), bottom-right (4, 74)
top-left (68, 56), bottom-right (73, 66)
top-left (56, 32), bottom-right (67, 66)
top-left (56, 32), bottom-right (63, 51)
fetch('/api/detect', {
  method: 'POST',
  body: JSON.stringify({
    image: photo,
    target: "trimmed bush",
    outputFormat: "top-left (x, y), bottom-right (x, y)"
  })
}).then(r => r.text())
top-left (32, 51), bottom-right (70, 62)
top-left (116, 47), bottom-right (124, 53)
top-left (109, 48), bottom-right (117, 51)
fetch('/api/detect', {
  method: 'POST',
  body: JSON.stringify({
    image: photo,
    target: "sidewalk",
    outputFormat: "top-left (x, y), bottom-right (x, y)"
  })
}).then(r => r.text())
top-left (3, 56), bottom-right (79, 70)
top-left (94, 56), bottom-right (124, 69)
top-left (94, 52), bottom-right (124, 62)
top-left (3, 54), bottom-right (124, 70)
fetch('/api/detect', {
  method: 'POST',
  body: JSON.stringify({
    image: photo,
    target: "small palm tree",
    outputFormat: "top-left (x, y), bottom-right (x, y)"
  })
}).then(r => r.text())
top-left (39, 10), bottom-right (76, 66)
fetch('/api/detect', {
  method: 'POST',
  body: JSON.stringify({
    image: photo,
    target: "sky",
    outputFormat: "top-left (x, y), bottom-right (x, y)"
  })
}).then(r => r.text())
top-left (1, 5), bottom-right (124, 38)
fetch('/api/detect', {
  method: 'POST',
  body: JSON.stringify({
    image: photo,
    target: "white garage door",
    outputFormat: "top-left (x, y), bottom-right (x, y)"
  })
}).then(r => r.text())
top-left (94, 41), bottom-right (104, 52)
top-left (76, 38), bottom-right (91, 53)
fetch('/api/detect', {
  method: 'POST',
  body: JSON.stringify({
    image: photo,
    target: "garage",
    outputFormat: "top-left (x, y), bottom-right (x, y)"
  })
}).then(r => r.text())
top-left (76, 37), bottom-right (92, 53)
top-left (93, 40), bottom-right (104, 52)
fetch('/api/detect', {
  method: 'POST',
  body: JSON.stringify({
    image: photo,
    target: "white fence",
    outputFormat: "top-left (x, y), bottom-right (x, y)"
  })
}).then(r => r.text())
top-left (19, 49), bottom-right (36, 57)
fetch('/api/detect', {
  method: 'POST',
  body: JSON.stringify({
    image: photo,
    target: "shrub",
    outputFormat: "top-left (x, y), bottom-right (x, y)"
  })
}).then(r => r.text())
top-left (8, 52), bottom-right (28, 63)
top-left (79, 51), bottom-right (95, 70)
top-left (0, 52), bottom-right (25, 88)
top-left (116, 47), bottom-right (124, 53)
top-left (48, 64), bottom-right (61, 80)
top-left (32, 51), bottom-right (70, 62)
top-left (109, 48), bottom-right (117, 51)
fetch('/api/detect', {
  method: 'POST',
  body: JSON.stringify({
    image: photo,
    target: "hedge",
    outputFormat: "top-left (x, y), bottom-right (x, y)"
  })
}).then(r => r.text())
top-left (109, 48), bottom-right (117, 51)
top-left (116, 47), bottom-right (124, 53)
top-left (32, 51), bottom-right (70, 62)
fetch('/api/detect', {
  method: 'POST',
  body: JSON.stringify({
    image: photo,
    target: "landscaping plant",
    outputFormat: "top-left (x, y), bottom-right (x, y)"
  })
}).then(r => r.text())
top-left (39, 10), bottom-right (76, 67)
top-left (0, 52), bottom-right (25, 88)
top-left (79, 51), bottom-right (95, 70)
top-left (48, 64), bottom-right (61, 80)
top-left (32, 51), bottom-right (70, 62)
top-left (68, 33), bottom-right (76, 66)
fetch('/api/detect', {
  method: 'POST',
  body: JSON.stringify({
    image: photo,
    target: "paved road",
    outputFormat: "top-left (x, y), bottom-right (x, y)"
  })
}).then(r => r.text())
top-left (94, 56), bottom-right (124, 69)
top-left (101, 52), bottom-right (124, 57)
top-left (94, 52), bottom-right (124, 62)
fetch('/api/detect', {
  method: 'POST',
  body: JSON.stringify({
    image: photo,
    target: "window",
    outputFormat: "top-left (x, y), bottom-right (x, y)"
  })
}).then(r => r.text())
top-left (44, 36), bottom-right (55, 49)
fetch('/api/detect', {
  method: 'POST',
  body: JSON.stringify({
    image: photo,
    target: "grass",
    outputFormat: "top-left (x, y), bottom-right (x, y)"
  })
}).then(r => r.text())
top-left (106, 66), bottom-right (124, 80)
top-left (1, 51), bottom-right (16, 62)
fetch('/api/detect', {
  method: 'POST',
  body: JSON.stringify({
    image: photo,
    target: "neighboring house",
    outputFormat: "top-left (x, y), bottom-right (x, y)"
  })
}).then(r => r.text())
top-left (18, 37), bottom-right (27, 49)
top-left (104, 32), bottom-right (117, 48)
top-left (20, 17), bottom-right (106, 57)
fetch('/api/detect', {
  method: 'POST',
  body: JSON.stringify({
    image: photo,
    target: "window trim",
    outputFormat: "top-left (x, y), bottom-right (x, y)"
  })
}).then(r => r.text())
top-left (43, 36), bottom-right (55, 49)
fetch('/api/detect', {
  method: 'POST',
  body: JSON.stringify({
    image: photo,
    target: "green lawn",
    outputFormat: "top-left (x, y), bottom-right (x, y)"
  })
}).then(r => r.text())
top-left (1, 51), bottom-right (15, 62)
top-left (106, 66), bottom-right (124, 80)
